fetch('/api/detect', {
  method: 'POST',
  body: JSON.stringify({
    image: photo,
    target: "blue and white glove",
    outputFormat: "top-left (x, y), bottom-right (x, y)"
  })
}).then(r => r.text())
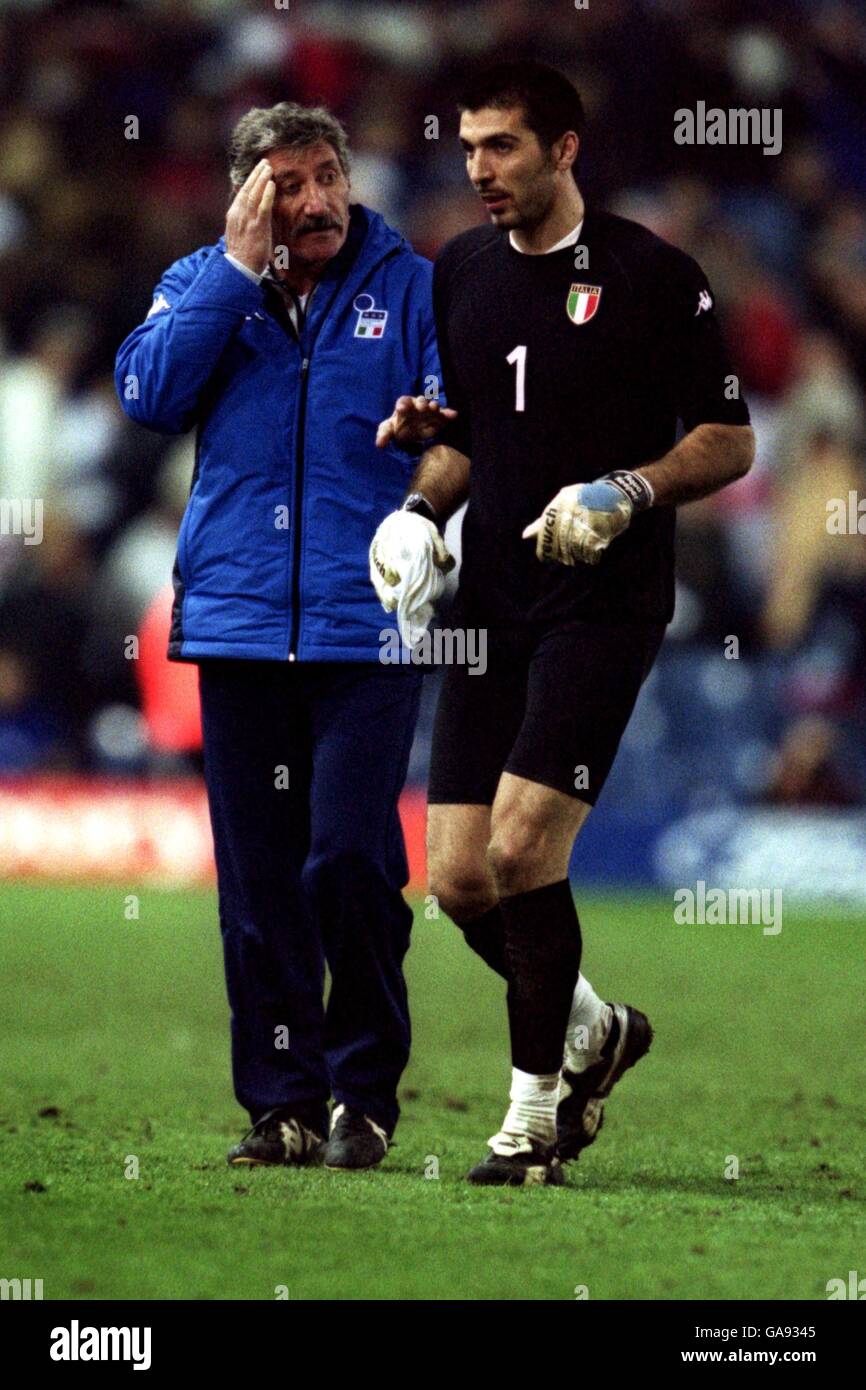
top-left (522, 470), bottom-right (654, 567)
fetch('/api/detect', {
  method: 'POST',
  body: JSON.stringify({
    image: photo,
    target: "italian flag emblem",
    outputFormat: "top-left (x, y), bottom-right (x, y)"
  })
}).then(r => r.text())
top-left (566, 283), bottom-right (602, 325)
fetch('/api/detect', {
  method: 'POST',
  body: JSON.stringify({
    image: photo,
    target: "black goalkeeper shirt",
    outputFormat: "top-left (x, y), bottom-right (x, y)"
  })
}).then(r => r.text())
top-left (433, 207), bottom-right (751, 631)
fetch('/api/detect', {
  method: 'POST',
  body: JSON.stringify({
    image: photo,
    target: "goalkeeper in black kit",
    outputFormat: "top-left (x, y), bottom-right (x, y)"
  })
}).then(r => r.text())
top-left (371, 61), bottom-right (755, 1185)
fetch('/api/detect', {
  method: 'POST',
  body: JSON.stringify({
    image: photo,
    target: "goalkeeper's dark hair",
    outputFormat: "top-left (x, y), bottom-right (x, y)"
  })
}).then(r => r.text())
top-left (457, 61), bottom-right (585, 183)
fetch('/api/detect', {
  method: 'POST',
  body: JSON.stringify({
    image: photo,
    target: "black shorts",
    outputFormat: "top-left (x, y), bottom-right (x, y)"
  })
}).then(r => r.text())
top-left (428, 618), bottom-right (666, 806)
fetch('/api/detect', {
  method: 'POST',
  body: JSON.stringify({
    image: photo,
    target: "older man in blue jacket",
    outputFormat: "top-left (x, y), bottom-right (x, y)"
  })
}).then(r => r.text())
top-left (116, 103), bottom-right (452, 1171)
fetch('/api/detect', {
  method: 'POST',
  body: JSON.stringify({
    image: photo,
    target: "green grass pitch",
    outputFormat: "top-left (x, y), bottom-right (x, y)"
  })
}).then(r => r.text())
top-left (1, 881), bottom-right (863, 1301)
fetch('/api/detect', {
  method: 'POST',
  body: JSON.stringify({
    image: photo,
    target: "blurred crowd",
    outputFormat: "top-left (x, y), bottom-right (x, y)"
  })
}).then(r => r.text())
top-left (0, 0), bottom-right (864, 800)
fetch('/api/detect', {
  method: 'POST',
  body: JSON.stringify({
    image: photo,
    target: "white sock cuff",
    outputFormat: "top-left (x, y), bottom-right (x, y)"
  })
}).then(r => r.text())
top-left (566, 974), bottom-right (613, 1069)
top-left (572, 972), bottom-right (596, 1011)
top-left (509, 1067), bottom-right (560, 1103)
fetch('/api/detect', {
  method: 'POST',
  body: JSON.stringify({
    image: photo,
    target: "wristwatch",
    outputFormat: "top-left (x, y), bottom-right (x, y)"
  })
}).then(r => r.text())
top-left (403, 492), bottom-right (441, 528)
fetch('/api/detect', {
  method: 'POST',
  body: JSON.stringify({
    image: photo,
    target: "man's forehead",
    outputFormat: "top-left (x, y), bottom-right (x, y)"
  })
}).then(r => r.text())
top-left (266, 142), bottom-right (341, 176)
top-left (459, 107), bottom-right (528, 142)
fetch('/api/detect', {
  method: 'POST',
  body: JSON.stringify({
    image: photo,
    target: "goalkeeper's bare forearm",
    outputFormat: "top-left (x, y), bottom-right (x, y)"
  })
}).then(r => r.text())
top-left (524, 422), bottom-right (755, 568)
top-left (375, 394), bottom-right (470, 522)
top-left (635, 422), bottom-right (754, 507)
top-left (407, 443), bottom-right (471, 523)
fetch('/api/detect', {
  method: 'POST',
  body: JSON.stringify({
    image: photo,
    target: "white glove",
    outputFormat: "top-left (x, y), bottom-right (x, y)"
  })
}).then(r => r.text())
top-left (370, 509), bottom-right (454, 647)
top-left (522, 473), bottom-right (652, 566)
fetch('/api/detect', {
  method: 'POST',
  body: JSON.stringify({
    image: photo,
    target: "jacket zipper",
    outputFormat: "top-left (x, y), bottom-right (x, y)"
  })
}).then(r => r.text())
top-left (286, 286), bottom-right (342, 661)
top-left (265, 287), bottom-right (308, 662)
top-left (288, 353), bottom-right (310, 660)
top-left (272, 243), bottom-right (401, 661)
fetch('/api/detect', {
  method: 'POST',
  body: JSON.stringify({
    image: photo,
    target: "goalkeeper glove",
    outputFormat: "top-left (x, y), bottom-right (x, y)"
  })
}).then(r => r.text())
top-left (370, 506), bottom-right (454, 648)
top-left (522, 469), bottom-right (653, 567)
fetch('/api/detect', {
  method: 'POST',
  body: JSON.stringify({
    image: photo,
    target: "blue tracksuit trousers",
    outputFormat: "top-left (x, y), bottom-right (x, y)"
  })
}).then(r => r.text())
top-left (198, 659), bottom-right (423, 1139)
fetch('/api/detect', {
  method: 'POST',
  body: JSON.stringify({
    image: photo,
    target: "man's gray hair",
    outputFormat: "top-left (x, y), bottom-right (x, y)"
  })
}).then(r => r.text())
top-left (228, 102), bottom-right (351, 188)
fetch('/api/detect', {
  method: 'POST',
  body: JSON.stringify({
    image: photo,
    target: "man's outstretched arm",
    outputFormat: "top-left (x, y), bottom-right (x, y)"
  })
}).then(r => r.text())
top-left (376, 394), bottom-right (471, 520)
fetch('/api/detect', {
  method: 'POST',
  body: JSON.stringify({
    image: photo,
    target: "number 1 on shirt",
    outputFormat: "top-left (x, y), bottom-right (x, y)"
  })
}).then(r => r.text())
top-left (507, 344), bottom-right (527, 413)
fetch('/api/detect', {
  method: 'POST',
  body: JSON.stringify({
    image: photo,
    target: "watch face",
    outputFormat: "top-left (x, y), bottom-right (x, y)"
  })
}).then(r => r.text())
top-left (403, 493), bottom-right (438, 526)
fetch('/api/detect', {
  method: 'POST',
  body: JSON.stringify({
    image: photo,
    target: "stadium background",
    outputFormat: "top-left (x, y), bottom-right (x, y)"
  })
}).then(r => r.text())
top-left (0, 0), bottom-right (865, 1305)
top-left (2, 0), bottom-right (866, 897)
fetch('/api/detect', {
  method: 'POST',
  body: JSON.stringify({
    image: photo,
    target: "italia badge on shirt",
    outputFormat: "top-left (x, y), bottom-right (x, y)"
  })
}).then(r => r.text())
top-left (353, 293), bottom-right (388, 339)
top-left (566, 283), bottom-right (602, 326)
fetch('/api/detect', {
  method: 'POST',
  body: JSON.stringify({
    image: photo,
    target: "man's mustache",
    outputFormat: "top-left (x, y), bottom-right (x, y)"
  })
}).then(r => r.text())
top-left (294, 218), bottom-right (342, 235)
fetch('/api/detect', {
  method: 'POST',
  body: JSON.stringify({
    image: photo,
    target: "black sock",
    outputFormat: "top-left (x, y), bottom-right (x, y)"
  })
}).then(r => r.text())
top-left (500, 880), bottom-right (582, 1075)
top-left (461, 905), bottom-right (509, 979)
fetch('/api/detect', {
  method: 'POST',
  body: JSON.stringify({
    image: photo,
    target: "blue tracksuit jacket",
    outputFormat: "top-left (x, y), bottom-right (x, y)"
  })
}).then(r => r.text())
top-left (115, 204), bottom-right (441, 661)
